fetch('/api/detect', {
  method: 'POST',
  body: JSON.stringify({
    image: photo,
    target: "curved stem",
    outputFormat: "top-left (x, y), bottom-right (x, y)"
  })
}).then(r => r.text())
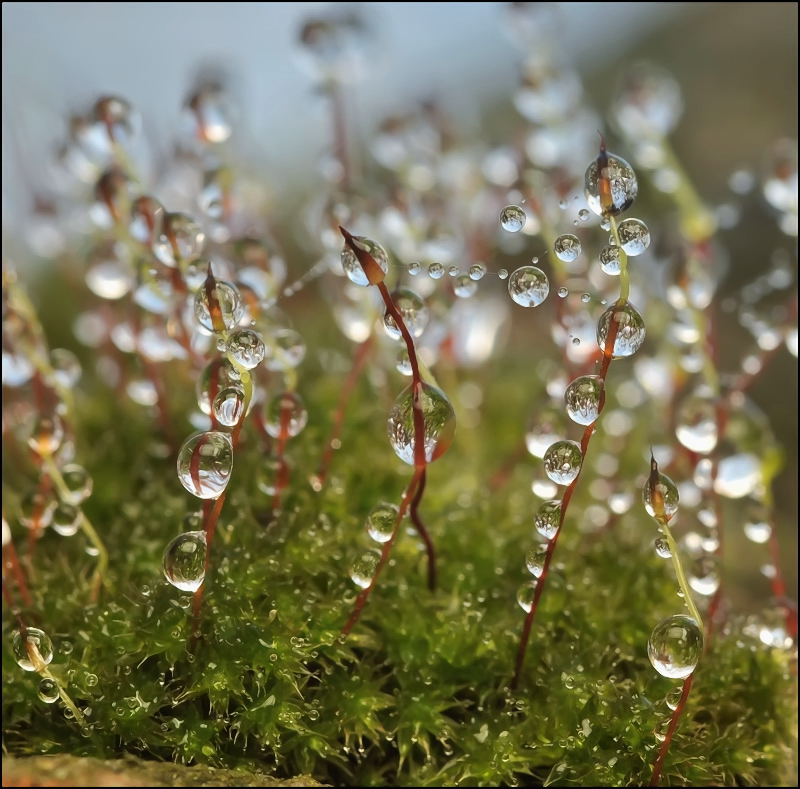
top-left (649, 674), bottom-right (694, 786)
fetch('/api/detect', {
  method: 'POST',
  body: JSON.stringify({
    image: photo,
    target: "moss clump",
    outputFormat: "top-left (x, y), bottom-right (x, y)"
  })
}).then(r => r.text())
top-left (2, 280), bottom-right (797, 787)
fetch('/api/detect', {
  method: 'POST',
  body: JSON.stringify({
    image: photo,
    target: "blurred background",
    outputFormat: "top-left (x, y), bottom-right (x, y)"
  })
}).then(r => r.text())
top-left (2, 2), bottom-right (797, 604)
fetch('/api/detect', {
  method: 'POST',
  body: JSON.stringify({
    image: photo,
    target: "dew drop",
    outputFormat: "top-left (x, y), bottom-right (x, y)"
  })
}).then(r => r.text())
top-left (59, 464), bottom-right (93, 506)
top-left (557, 287), bottom-right (569, 298)
top-left (408, 261), bottom-right (421, 276)
top-left (194, 279), bottom-right (244, 333)
top-left (384, 289), bottom-right (429, 339)
top-left (584, 152), bottom-right (638, 217)
top-left (341, 235), bottom-right (389, 287)
top-left (500, 205), bottom-right (526, 233)
top-left (52, 501), bottom-right (81, 537)
top-left (38, 678), bottom-right (60, 704)
top-left (675, 392), bottom-right (718, 454)
top-left (453, 274), bottom-right (477, 298)
top-left (153, 213), bottom-right (205, 267)
top-left (213, 387), bottom-right (245, 427)
top-left (665, 687), bottom-right (682, 711)
top-left (617, 218), bottom-right (650, 256)
top-left (226, 329), bottom-right (266, 369)
top-left (366, 502), bottom-right (399, 543)
top-left (564, 375), bottom-right (603, 425)
top-left (553, 234), bottom-right (581, 263)
top-left (469, 263), bottom-right (487, 281)
top-left (387, 383), bottom-right (456, 465)
top-left (162, 531), bottom-right (207, 592)
top-left (525, 546), bottom-right (548, 578)
top-left (713, 453), bottom-right (760, 499)
top-left (508, 265), bottom-right (549, 307)
top-left (654, 537), bottom-right (672, 558)
top-left (498, 268), bottom-right (509, 280)
top-left (642, 471), bottom-right (680, 520)
top-left (350, 550), bottom-right (380, 588)
top-left (534, 500), bottom-right (561, 540)
top-left (543, 440), bottom-right (582, 486)
top-left (648, 615), bottom-right (702, 679)
top-left (688, 554), bottom-right (719, 596)
top-left (28, 414), bottom-right (64, 456)
top-left (265, 391), bottom-right (308, 438)
top-left (516, 582), bottom-right (536, 613)
top-left (176, 431), bottom-right (234, 499)
top-left (12, 627), bottom-right (54, 672)
top-left (264, 328), bottom-right (306, 371)
top-left (428, 262), bottom-right (445, 280)
top-left (395, 349), bottom-right (413, 376)
top-left (596, 302), bottom-right (646, 357)
top-left (599, 245), bottom-right (623, 276)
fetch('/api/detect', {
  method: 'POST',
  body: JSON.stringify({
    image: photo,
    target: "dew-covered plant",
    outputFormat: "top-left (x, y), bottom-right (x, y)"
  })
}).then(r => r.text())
top-left (2, 4), bottom-right (798, 787)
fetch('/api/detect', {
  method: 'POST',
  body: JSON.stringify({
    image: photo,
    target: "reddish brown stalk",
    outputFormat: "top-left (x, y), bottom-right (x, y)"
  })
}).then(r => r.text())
top-left (337, 226), bottom-right (437, 631)
top-left (314, 335), bottom-right (374, 490)
top-left (341, 468), bottom-right (425, 636)
top-left (26, 472), bottom-right (53, 558)
top-left (511, 308), bottom-right (621, 689)
top-left (649, 674), bottom-right (694, 786)
top-left (190, 492), bottom-right (227, 634)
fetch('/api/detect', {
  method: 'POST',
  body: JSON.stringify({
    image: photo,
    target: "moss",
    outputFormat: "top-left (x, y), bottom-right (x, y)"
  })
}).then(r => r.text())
top-left (2, 277), bottom-right (797, 787)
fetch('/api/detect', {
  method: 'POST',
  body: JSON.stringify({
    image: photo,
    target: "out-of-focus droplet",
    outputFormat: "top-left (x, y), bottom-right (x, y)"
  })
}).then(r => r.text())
top-left (265, 391), bottom-right (308, 438)
top-left (350, 550), bottom-right (380, 588)
top-left (366, 502), bottom-right (399, 543)
top-left (384, 289), bottom-right (428, 339)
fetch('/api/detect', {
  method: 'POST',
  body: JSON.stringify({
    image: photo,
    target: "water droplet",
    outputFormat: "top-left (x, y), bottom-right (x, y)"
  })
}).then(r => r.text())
top-left (366, 502), bottom-right (399, 543)
top-left (543, 440), bottom-right (582, 486)
top-left (387, 383), bottom-right (456, 465)
top-left (38, 678), bottom-right (60, 704)
top-left (469, 263), bottom-right (487, 281)
top-left (52, 501), bottom-right (81, 537)
top-left (643, 471), bottom-right (680, 520)
top-left (665, 687), bottom-right (682, 711)
top-left (194, 279), bottom-right (244, 333)
top-left (648, 615), bottom-right (702, 679)
top-left (265, 391), bottom-right (308, 438)
top-left (714, 453), bottom-right (760, 499)
top-left (453, 274), bottom-right (477, 298)
top-left (395, 349), bottom-right (412, 376)
top-left (341, 235), bottom-right (389, 287)
top-left (596, 302), bottom-right (646, 357)
top-left (675, 392), bottom-right (718, 454)
top-left (654, 537), bottom-right (672, 558)
top-left (508, 266), bottom-right (549, 307)
top-left (408, 261), bottom-right (421, 276)
top-left (743, 506), bottom-right (771, 544)
top-left (163, 531), bottom-right (207, 592)
top-left (350, 550), bottom-right (380, 588)
top-left (152, 213), bottom-right (205, 267)
top-left (196, 360), bottom-right (241, 415)
top-left (428, 262), bottom-right (445, 280)
top-left (584, 152), bottom-right (638, 217)
top-left (534, 500), bottom-right (561, 540)
top-left (617, 218), bottom-right (650, 256)
top-left (185, 83), bottom-right (233, 144)
top-left (564, 375), bottom-right (603, 425)
top-left (516, 582), bottom-right (536, 613)
top-left (384, 288), bottom-right (429, 339)
top-left (12, 627), bottom-right (54, 672)
top-left (581, 292), bottom-right (591, 303)
top-left (49, 348), bottom-right (82, 389)
top-left (525, 546), bottom-right (548, 578)
top-left (213, 387), bottom-right (245, 427)
top-left (498, 268), bottom-right (509, 280)
top-left (27, 414), bottom-right (65, 457)
top-left (599, 246), bottom-right (623, 276)
top-left (688, 554), bottom-right (719, 596)
top-left (553, 234), bottom-right (581, 263)
top-left (226, 329), bottom-right (266, 369)
top-left (557, 287), bottom-right (569, 298)
top-left (500, 205), bottom-right (526, 232)
top-left (176, 431), bottom-right (234, 499)
top-left (264, 328), bottom-right (306, 371)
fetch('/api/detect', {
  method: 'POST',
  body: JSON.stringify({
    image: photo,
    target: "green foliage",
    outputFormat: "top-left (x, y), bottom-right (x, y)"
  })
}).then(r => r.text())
top-left (2, 300), bottom-right (797, 787)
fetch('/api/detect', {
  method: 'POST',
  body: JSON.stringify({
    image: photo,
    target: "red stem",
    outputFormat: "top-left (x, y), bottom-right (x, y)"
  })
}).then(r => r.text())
top-left (649, 674), bottom-right (694, 786)
top-left (271, 399), bottom-right (293, 513)
top-left (511, 304), bottom-right (621, 689)
top-left (3, 539), bottom-right (33, 610)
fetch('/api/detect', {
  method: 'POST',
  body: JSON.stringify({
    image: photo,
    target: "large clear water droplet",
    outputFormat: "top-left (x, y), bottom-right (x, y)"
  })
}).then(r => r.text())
top-left (647, 615), bottom-right (702, 679)
top-left (341, 235), bottom-right (389, 287)
top-left (534, 499), bottom-right (562, 540)
top-left (384, 289), bottom-right (428, 340)
top-left (387, 383), bottom-right (456, 465)
top-left (554, 234), bottom-right (581, 263)
top-left (176, 431), bottom-right (234, 499)
top-left (599, 246), bottom-right (623, 276)
top-left (60, 464), bottom-right (93, 505)
top-left (350, 550), bottom-right (380, 588)
top-left (596, 302), bottom-right (646, 358)
top-left (52, 502), bottom-right (81, 537)
top-left (508, 265), bottom-right (549, 307)
top-left (197, 360), bottom-right (242, 415)
top-left (265, 391), bottom-right (308, 438)
top-left (366, 502), bottom-right (399, 543)
top-left (38, 677), bottom-right (60, 704)
top-left (617, 218), bottom-right (650, 256)
top-left (564, 375), bottom-right (603, 425)
top-left (584, 152), bottom-right (638, 217)
top-left (226, 329), bottom-right (266, 369)
top-left (516, 582), bottom-right (537, 613)
top-left (12, 627), bottom-right (54, 672)
top-left (525, 546), bottom-right (548, 578)
top-left (642, 471), bottom-right (680, 520)
top-left (194, 279), bottom-right (244, 333)
top-left (162, 530), bottom-right (207, 592)
top-left (500, 205), bottom-right (526, 232)
top-left (213, 387), bottom-right (245, 427)
top-left (543, 440), bottom-right (582, 485)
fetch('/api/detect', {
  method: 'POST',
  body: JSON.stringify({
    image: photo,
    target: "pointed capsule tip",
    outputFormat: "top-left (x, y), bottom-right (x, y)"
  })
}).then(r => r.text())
top-left (338, 225), bottom-right (352, 240)
top-left (597, 131), bottom-right (607, 152)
